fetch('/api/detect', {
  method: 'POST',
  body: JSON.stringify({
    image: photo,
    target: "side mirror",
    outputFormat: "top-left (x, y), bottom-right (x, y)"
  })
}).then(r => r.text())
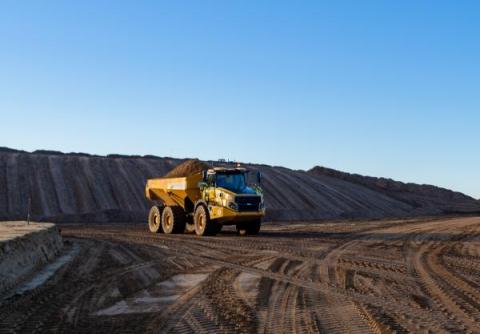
top-left (198, 181), bottom-right (207, 189)
top-left (202, 170), bottom-right (207, 181)
top-left (256, 171), bottom-right (262, 184)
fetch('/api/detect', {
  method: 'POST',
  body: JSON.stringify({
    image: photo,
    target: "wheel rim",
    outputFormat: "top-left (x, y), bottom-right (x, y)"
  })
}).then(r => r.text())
top-left (198, 214), bottom-right (205, 230)
top-left (164, 214), bottom-right (172, 229)
top-left (154, 214), bottom-right (160, 227)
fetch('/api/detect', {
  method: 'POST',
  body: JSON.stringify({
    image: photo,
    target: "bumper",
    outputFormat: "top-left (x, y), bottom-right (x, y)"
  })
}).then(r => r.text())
top-left (208, 205), bottom-right (265, 224)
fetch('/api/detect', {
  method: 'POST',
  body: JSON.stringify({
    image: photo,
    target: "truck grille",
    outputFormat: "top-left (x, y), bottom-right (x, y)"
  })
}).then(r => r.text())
top-left (235, 196), bottom-right (261, 212)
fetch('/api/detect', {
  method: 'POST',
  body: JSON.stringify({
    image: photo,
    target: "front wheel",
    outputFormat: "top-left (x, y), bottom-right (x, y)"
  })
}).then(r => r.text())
top-left (194, 205), bottom-right (218, 236)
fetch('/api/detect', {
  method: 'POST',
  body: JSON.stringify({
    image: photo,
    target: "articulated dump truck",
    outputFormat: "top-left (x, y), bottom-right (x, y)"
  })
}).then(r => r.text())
top-left (145, 167), bottom-right (265, 236)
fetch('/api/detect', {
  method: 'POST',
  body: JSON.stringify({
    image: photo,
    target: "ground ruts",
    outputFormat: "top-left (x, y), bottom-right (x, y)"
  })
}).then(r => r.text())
top-left (1, 216), bottom-right (480, 333)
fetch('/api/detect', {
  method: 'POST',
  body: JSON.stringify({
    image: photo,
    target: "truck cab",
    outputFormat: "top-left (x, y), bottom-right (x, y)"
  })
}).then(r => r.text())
top-left (199, 168), bottom-right (265, 231)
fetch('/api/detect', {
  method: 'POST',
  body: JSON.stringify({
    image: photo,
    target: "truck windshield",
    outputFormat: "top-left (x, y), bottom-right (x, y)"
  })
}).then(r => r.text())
top-left (216, 173), bottom-right (246, 192)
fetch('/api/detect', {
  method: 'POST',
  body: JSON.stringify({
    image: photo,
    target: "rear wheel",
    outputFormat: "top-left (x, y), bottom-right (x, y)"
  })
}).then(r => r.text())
top-left (148, 206), bottom-right (163, 233)
top-left (161, 206), bottom-right (186, 234)
top-left (194, 205), bottom-right (218, 236)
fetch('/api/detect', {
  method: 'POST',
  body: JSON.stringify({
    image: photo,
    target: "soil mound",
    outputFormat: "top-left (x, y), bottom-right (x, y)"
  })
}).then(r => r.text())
top-left (1, 147), bottom-right (479, 223)
top-left (164, 159), bottom-right (210, 178)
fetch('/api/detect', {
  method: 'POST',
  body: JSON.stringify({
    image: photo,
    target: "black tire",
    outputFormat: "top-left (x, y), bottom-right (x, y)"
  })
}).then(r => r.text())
top-left (236, 222), bottom-right (247, 236)
top-left (148, 206), bottom-right (163, 233)
top-left (161, 206), bottom-right (186, 234)
top-left (194, 205), bottom-right (218, 236)
top-left (246, 219), bottom-right (262, 235)
top-left (214, 223), bottom-right (223, 234)
top-left (236, 219), bottom-right (261, 236)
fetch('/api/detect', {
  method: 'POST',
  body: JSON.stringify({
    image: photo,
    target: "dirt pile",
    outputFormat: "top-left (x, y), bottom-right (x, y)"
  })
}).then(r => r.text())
top-left (0, 147), bottom-right (479, 223)
top-left (308, 166), bottom-right (480, 214)
top-left (163, 159), bottom-right (210, 178)
top-left (0, 149), bottom-right (182, 223)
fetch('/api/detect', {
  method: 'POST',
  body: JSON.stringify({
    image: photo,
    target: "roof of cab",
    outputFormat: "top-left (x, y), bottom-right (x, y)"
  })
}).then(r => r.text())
top-left (208, 167), bottom-right (247, 173)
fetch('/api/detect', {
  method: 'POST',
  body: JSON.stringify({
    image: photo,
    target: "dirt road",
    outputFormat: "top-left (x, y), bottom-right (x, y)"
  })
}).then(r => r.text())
top-left (1, 217), bottom-right (480, 333)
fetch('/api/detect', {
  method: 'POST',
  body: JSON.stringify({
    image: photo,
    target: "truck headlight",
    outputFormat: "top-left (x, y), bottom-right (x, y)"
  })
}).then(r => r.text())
top-left (228, 201), bottom-right (238, 211)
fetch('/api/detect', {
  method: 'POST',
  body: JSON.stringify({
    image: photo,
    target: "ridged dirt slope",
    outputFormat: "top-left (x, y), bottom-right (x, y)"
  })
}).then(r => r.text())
top-left (0, 148), bottom-right (182, 222)
top-left (308, 166), bottom-right (480, 217)
top-left (0, 148), bottom-right (479, 223)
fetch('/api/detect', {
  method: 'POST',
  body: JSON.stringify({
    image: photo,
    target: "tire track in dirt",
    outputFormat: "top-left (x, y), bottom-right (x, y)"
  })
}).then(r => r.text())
top-left (67, 219), bottom-right (477, 332)
top-left (3, 217), bottom-right (480, 333)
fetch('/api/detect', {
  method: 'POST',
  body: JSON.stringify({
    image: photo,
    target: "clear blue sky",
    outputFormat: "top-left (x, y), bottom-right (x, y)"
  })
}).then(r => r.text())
top-left (0, 1), bottom-right (479, 198)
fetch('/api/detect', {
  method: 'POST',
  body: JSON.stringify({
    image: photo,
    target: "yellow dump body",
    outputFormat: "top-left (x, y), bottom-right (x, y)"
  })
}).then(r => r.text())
top-left (145, 173), bottom-right (203, 209)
